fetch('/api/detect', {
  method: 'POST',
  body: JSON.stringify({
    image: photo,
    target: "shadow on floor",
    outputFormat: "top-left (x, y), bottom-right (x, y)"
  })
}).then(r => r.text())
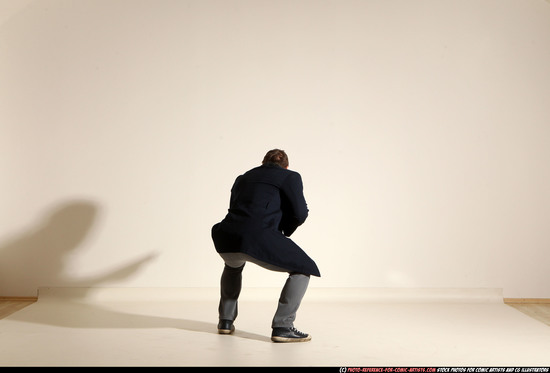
top-left (6, 300), bottom-right (271, 342)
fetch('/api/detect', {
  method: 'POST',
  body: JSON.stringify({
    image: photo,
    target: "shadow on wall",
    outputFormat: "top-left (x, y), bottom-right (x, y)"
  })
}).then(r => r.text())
top-left (0, 200), bottom-right (156, 297)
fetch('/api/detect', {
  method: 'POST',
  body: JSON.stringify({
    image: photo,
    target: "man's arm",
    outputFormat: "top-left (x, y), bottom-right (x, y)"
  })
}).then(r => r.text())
top-left (279, 172), bottom-right (309, 237)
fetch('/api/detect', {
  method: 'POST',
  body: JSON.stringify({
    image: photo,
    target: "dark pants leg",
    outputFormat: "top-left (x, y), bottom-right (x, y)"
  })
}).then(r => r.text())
top-left (218, 261), bottom-right (245, 321)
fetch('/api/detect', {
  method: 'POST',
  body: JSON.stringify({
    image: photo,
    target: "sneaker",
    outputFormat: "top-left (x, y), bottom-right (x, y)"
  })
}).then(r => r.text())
top-left (217, 319), bottom-right (235, 334)
top-left (271, 327), bottom-right (312, 343)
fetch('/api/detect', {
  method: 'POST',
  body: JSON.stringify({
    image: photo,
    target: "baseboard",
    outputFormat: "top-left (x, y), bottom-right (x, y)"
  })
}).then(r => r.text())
top-left (0, 296), bottom-right (38, 301)
top-left (3, 295), bottom-right (550, 305)
top-left (504, 298), bottom-right (550, 304)
top-left (32, 287), bottom-right (507, 303)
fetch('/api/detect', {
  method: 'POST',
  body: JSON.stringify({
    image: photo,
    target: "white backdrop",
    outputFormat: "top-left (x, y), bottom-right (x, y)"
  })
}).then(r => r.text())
top-left (1, 0), bottom-right (549, 298)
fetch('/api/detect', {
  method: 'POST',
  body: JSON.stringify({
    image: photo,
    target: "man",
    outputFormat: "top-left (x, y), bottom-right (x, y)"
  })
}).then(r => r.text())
top-left (211, 149), bottom-right (320, 342)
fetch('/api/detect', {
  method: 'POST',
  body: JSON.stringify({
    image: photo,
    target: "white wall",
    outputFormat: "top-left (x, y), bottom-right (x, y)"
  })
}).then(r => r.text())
top-left (1, 0), bottom-right (549, 298)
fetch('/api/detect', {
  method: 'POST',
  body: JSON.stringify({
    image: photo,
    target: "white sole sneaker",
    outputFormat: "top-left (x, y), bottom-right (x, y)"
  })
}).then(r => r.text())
top-left (271, 334), bottom-right (312, 343)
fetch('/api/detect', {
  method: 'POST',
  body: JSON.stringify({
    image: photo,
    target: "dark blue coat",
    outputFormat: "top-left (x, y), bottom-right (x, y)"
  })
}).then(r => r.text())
top-left (211, 163), bottom-right (320, 277)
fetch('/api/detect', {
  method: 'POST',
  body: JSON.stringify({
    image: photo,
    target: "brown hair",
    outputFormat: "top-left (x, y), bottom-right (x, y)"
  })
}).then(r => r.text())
top-left (262, 149), bottom-right (289, 169)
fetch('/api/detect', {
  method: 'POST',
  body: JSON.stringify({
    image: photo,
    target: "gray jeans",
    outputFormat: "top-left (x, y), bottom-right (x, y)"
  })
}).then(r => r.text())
top-left (218, 252), bottom-right (310, 329)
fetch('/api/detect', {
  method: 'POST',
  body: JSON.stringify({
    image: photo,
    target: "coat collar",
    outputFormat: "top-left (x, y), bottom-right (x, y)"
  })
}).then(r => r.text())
top-left (262, 162), bottom-right (284, 169)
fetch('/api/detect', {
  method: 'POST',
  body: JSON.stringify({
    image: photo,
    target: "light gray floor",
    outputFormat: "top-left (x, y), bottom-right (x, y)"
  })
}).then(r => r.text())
top-left (1, 288), bottom-right (550, 367)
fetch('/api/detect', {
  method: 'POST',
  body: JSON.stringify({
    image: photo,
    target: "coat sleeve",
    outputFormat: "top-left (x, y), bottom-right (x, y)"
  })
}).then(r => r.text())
top-left (278, 172), bottom-right (309, 237)
top-left (228, 175), bottom-right (242, 209)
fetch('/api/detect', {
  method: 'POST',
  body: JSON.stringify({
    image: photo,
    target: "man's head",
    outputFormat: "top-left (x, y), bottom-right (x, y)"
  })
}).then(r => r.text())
top-left (262, 149), bottom-right (289, 169)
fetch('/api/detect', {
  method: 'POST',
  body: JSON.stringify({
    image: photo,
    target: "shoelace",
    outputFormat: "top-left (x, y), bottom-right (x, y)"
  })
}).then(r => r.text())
top-left (290, 327), bottom-right (307, 337)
